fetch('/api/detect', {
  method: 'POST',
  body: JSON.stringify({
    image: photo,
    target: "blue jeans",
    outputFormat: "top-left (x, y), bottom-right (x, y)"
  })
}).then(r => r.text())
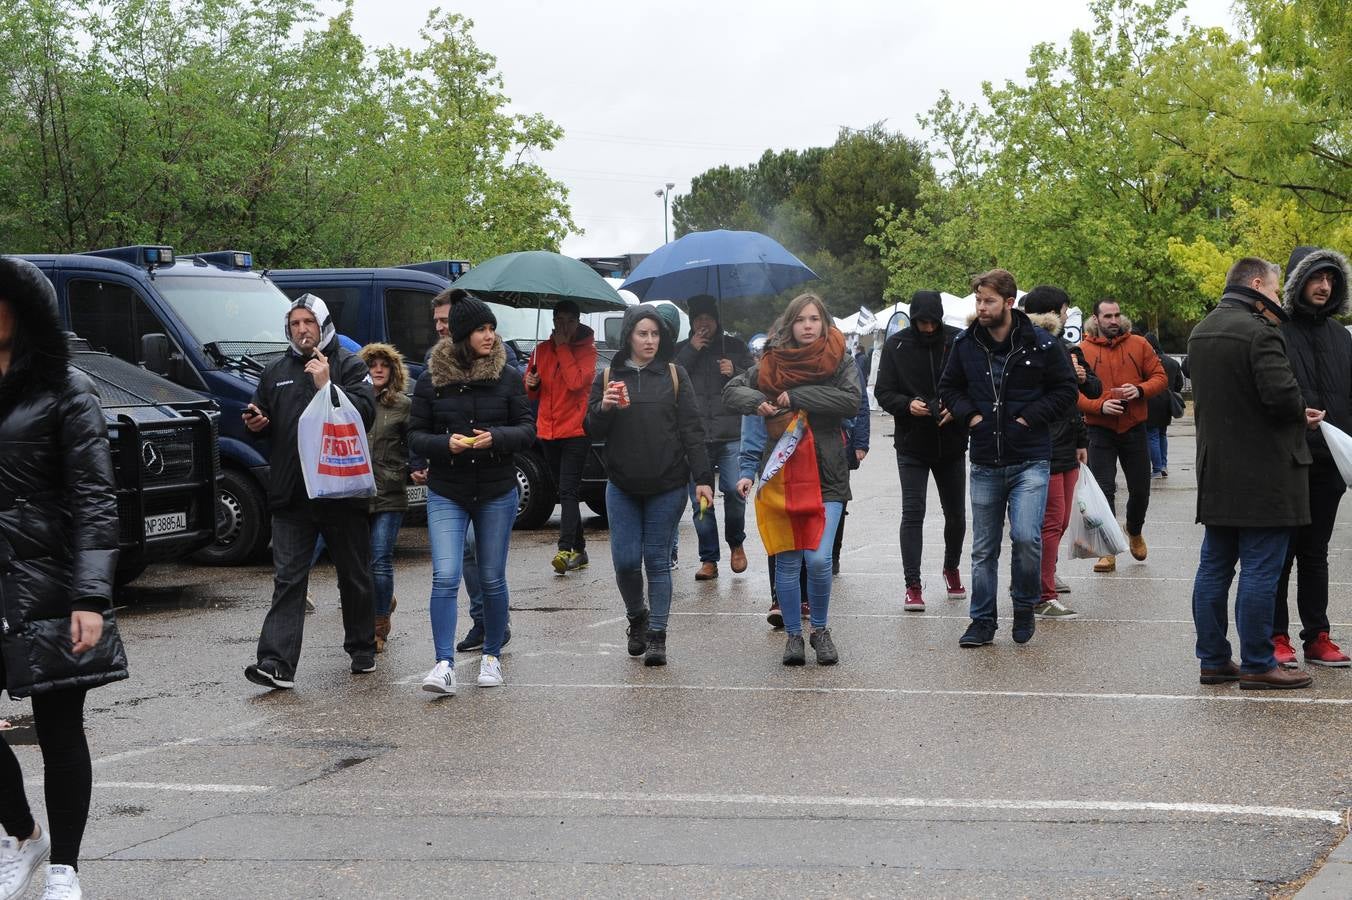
top-left (1147, 427), bottom-right (1168, 474)
top-left (775, 501), bottom-right (844, 636)
top-left (1192, 525), bottom-right (1290, 673)
top-left (969, 460), bottom-right (1050, 623)
top-left (689, 441), bottom-right (747, 562)
top-left (607, 483), bottom-right (687, 632)
top-left (369, 511), bottom-right (404, 618)
top-left (427, 488), bottom-right (517, 661)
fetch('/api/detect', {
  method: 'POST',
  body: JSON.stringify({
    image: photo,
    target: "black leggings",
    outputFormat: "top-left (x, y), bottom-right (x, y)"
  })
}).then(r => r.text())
top-left (0, 686), bottom-right (91, 869)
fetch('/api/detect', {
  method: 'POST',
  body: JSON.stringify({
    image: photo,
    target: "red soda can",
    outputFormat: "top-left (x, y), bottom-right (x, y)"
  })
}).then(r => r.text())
top-left (610, 380), bottom-right (630, 408)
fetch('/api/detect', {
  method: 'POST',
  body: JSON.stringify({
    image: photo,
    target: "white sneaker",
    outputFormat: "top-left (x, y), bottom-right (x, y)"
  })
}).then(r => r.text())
top-left (1054, 574), bottom-right (1071, 594)
top-left (0, 825), bottom-right (50, 900)
top-left (420, 660), bottom-right (456, 695)
top-left (42, 864), bottom-right (81, 900)
top-left (477, 654), bottom-right (503, 687)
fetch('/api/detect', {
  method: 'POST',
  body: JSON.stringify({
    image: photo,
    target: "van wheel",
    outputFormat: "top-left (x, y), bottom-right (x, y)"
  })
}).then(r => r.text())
top-left (514, 450), bottom-right (556, 530)
top-left (193, 468), bottom-right (270, 565)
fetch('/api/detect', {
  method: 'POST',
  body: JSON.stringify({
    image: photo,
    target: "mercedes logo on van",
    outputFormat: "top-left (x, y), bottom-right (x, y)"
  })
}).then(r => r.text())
top-left (141, 440), bottom-right (165, 476)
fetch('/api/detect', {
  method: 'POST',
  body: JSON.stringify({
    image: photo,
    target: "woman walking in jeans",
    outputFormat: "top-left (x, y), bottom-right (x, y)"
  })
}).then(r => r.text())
top-left (725, 292), bottom-right (862, 666)
top-left (585, 305), bottom-right (712, 667)
top-left (359, 343), bottom-right (412, 653)
top-left (409, 296), bottom-right (535, 694)
top-left (1, 258), bottom-right (127, 900)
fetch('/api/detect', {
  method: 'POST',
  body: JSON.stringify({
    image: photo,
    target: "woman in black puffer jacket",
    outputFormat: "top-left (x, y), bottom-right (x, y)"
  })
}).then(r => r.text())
top-left (0, 257), bottom-right (125, 899)
top-left (408, 296), bottom-right (535, 694)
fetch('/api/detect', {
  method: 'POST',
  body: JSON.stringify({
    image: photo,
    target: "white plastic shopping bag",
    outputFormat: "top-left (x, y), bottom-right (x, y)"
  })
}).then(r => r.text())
top-left (1320, 421), bottom-right (1352, 487)
top-left (1064, 463), bottom-right (1129, 559)
top-left (297, 386), bottom-right (376, 499)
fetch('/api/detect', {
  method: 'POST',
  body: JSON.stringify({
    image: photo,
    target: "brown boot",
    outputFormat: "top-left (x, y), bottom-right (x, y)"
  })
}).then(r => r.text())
top-left (695, 561), bottom-right (718, 581)
top-left (729, 546), bottom-right (748, 574)
top-left (1129, 533), bottom-right (1147, 561)
top-left (1093, 555), bottom-right (1116, 573)
top-left (375, 612), bottom-right (392, 654)
top-left (1239, 667), bottom-right (1313, 690)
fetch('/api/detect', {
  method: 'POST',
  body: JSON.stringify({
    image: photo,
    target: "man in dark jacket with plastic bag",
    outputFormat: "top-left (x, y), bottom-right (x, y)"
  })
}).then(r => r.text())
top-left (242, 294), bottom-right (378, 689)
top-left (1272, 246), bottom-right (1352, 668)
top-left (1188, 257), bottom-right (1322, 690)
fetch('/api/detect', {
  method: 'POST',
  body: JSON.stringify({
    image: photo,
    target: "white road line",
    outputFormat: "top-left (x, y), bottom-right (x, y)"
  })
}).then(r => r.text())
top-left (489, 788), bottom-right (1345, 825)
top-left (27, 780), bottom-right (270, 794)
top-left (588, 615), bottom-right (628, 629)
top-left (505, 681), bottom-right (1352, 706)
top-left (659, 611), bottom-right (1352, 628)
top-left (92, 715), bottom-right (270, 767)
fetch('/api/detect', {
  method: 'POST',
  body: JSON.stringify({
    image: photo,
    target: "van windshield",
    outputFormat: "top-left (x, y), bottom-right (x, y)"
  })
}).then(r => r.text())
top-left (155, 274), bottom-right (292, 351)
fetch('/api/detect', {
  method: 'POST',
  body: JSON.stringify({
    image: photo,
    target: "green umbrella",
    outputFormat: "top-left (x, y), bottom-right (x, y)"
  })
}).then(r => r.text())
top-left (453, 250), bottom-right (628, 313)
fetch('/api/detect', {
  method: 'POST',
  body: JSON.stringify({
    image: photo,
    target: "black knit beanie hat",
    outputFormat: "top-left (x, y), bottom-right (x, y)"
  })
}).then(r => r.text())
top-left (450, 295), bottom-right (497, 343)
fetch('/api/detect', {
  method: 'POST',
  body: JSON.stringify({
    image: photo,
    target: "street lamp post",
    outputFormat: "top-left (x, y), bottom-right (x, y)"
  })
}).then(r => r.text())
top-left (655, 182), bottom-right (675, 244)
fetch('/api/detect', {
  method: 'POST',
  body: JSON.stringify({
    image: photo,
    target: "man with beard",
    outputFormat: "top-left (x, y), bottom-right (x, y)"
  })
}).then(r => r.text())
top-left (1077, 298), bottom-right (1167, 573)
top-left (1272, 246), bottom-right (1352, 669)
top-left (940, 270), bottom-right (1078, 648)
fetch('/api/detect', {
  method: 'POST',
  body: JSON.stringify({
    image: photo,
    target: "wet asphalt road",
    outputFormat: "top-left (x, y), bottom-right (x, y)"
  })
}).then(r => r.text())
top-left (6, 414), bottom-right (1351, 898)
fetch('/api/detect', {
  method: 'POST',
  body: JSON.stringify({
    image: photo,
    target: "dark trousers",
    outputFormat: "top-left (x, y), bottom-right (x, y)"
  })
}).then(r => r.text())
top-left (1275, 457), bottom-right (1345, 641)
top-left (1087, 424), bottom-right (1152, 536)
top-left (897, 452), bottom-right (967, 586)
top-left (831, 501), bottom-right (849, 565)
top-left (257, 502), bottom-right (375, 679)
top-left (543, 436), bottom-right (589, 552)
top-left (0, 686), bottom-right (89, 868)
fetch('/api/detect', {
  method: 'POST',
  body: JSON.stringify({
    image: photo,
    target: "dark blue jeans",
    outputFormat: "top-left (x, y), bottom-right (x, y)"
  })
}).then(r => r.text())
top-left (968, 460), bottom-right (1050, 623)
top-left (369, 511), bottom-right (404, 618)
top-left (427, 488), bottom-right (517, 661)
top-left (689, 440), bottom-right (747, 562)
top-left (1147, 426), bottom-right (1169, 474)
top-left (607, 483), bottom-right (687, 631)
top-left (1192, 525), bottom-right (1290, 673)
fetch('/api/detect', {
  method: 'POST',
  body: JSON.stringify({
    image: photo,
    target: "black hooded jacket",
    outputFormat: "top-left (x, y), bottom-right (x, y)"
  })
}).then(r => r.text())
top-left (1281, 246), bottom-right (1352, 464)
top-left (585, 305), bottom-right (712, 495)
top-left (874, 321), bottom-right (969, 463)
top-left (673, 302), bottom-right (754, 444)
top-left (0, 257), bottom-right (127, 699)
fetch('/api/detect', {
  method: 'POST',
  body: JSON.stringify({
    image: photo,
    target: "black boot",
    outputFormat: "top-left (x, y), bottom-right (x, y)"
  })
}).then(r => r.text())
top-left (643, 629), bottom-right (667, 667)
top-left (627, 610), bottom-right (650, 656)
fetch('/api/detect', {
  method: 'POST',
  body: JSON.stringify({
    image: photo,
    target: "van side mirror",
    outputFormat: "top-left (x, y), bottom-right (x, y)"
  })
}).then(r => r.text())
top-left (141, 333), bottom-right (172, 375)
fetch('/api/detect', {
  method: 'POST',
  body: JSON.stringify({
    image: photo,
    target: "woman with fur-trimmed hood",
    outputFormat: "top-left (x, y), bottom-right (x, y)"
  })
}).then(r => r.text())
top-left (0, 257), bottom-right (126, 899)
top-left (358, 342), bottom-right (411, 654)
top-left (408, 296), bottom-right (535, 694)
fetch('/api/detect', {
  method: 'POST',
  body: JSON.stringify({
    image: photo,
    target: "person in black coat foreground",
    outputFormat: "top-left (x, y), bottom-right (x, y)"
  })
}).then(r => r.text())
top-left (0, 257), bottom-right (126, 900)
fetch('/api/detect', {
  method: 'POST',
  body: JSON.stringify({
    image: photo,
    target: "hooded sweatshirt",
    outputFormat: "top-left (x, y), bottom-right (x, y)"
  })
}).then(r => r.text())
top-left (874, 292), bottom-right (969, 463)
top-left (673, 297), bottom-right (754, 444)
top-left (1077, 313), bottom-right (1167, 433)
top-left (584, 305), bottom-right (711, 495)
top-left (1281, 246), bottom-right (1352, 462)
top-left (527, 323), bottom-right (598, 440)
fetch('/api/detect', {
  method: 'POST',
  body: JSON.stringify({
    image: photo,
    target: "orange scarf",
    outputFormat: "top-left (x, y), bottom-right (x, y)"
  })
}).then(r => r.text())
top-left (758, 327), bottom-right (846, 397)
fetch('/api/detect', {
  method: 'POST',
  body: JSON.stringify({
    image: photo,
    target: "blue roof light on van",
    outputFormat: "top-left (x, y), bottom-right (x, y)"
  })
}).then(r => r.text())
top-left (83, 245), bottom-right (176, 268)
top-left (192, 250), bottom-right (254, 270)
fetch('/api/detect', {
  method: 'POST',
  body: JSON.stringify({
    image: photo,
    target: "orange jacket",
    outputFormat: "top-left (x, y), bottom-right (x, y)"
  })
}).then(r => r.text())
top-left (527, 325), bottom-right (598, 440)
top-left (1076, 321), bottom-right (1167, 433)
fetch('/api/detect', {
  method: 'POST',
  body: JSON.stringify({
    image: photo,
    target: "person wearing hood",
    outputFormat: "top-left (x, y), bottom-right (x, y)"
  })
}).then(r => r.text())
top-left (409, 296), bottom-right (535, 693)
top-left (673, 294), bottom-right (754, 581)
top-left (1187, 256), bottom-right (1321, 690)
top-left (940, 270), bottom-right (1079, 649)
top-left (586, 305), bottom-right (713, 667)
top-left (1077, 298), bottom-right (1168, 573)
top-left (359, 342), bottom-right (412, 654)
top-left (1271, 246), bottom-right (1352, 668)
top-left (1021, 287), bottom-right (1103, 619)
top-left (242, 293), bottom-right (378, 691)
top-left (874, 290), bottom-right (970, 611)
top-left (0, 258), bottom-right (126, 900)
top-left (525, 300), bottom-right (598, 576)
top-left (724, 292), bottom-right (863, 666)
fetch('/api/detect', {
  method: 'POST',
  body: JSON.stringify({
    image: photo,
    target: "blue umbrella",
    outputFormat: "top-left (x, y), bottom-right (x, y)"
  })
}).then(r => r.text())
top-left (620, 230), bottom-right (817, 305)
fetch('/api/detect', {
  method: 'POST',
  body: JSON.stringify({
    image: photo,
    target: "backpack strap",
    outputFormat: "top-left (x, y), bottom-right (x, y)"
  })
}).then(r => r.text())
top-left (603, 365), bottom-right (611, 385)
top-left (668, 363), bottom-right (679, 399)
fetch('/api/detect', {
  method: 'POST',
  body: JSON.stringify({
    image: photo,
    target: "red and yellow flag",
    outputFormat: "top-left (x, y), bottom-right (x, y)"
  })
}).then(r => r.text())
top-left (755, 412), bottom-right (826, 555)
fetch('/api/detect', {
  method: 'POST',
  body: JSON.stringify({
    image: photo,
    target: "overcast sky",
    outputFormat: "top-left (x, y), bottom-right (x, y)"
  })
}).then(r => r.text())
top-left (350, 0), bottom-right (1240, 260)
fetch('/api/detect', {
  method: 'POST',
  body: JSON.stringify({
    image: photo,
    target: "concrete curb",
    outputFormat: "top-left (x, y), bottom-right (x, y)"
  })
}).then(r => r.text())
top-left (1296, 814), bottom-right (1352, 898)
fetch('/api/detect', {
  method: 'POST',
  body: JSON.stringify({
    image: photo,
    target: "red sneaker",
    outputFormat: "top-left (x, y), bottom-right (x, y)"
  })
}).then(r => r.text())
top-left (904, 584), bottom-right (926, 611)
top-left (1304, 632), bottom-right (1351, 667)
top-left (1272, 633), bottom-right (1298, 669)
top-left (942, 568), bottom-right (966, 600)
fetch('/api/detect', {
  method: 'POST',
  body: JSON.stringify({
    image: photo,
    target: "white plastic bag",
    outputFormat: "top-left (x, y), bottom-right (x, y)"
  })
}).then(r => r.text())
top-left (1064, 463), bottom-right (1129, 559)
top-left (297, 386), bottom-right (376, 500)
top-left (1320, 421), bottom-right (1352, 487)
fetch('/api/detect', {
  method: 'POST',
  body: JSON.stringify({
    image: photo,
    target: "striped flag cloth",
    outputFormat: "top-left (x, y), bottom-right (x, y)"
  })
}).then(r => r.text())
top-left (754, 411), bottom-right (826, 554)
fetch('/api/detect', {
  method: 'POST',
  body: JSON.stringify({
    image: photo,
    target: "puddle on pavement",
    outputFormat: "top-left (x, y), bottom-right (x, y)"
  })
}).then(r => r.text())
top-left (115, 584), bottom-right (247, 614)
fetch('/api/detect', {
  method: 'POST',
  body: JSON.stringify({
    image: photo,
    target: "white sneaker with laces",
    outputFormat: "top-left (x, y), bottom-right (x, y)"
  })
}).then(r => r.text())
top-left (421, 660), bottom-right (456, 695)
top-left (477, 654), bottom-right (503, 687)
top-left (42, 864), bottom-right (81, 900)
top-left (0, 825), bottom-right (50, 900)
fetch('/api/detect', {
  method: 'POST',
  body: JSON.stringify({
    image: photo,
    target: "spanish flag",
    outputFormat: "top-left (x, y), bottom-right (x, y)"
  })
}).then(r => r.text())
top-left (755, 411), bottom-right (826, 554)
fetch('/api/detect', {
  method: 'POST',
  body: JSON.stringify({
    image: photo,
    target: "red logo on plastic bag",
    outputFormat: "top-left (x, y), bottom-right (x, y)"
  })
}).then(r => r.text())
top-left (316, 422), bottom-right (372, 476)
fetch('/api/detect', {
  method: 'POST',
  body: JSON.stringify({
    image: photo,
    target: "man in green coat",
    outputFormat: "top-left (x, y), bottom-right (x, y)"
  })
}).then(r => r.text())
top-left (1187, 257), bottom-right (1323, 690)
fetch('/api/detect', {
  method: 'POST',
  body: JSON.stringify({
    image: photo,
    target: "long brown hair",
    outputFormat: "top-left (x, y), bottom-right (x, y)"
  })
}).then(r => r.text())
top-left (358, 342), bottom-right (409, 406)
top-left (768, 292), bottom-right (832, 349)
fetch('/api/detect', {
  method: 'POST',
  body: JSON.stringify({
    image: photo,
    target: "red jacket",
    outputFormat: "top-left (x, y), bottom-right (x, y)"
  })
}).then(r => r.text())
top-left (1077, 319), bottom-right (1167, 433)
top-left (528, 325), bottom-right (598, 440)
